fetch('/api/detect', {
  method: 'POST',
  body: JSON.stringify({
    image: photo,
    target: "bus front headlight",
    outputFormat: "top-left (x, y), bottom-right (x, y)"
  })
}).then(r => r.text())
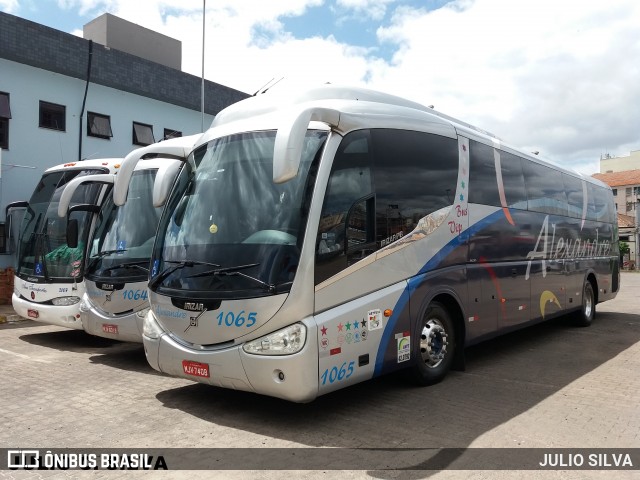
top-left (243, 323), bottom-right (306, 356)
top-left (142, 310), bottom-right (164, 339)
top-left (51, 296), bottom-right (81, 306)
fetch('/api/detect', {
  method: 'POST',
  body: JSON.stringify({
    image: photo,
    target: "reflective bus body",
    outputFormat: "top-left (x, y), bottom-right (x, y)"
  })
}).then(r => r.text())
top-left (68, 137), bottom-right (197, 342)
top-left (13, 159), bottom-right (121, 328)
top-left (115, 86), bottom-right (619, 402)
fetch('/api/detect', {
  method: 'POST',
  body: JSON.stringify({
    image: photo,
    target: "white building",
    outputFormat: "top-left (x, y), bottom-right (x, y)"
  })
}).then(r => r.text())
top-left (0, 12), bottom-right (248, 268)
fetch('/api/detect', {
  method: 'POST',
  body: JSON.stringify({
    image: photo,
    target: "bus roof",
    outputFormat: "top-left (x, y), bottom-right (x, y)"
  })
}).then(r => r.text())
top-left (44, 158), bottom-right (122, 175)
top-left (206, 84), bottom-right (602, 188)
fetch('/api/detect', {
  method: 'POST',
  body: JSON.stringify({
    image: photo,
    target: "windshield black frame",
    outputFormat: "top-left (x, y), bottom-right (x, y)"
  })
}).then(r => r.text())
top-left (149, 129), bottom-right (328, 300)
top-left (85, 169), bottom-right (161, 283)
top-left (16, 168), bottom-right (108, 283)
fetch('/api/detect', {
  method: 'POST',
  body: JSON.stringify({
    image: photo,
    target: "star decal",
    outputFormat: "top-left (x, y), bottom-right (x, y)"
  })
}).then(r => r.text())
top-left (459, 194), bottom-right (464, 201)
top-left (461, 180), bottom-right (465, 189)
top-left (361, 319), bottom-right (367, 328)
top-left (353, 321), bottom-right (359, 329)
top-left (321, 326), bottom-right (327, 336)
top-left (337, 323), bottom-right (344, 332)
top-left (345, 322), bottom-right (351, 330)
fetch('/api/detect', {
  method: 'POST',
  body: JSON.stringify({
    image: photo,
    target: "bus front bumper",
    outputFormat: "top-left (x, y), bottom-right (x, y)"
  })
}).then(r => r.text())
top-left (142, 310), bottom-right (319, 403)
top-left (80, 296), bottom-right (145, 343)
top-left (12, 293), bottom-right (84, 330)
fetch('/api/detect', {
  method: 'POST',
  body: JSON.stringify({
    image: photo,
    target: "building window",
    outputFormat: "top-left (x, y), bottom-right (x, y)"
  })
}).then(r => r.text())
top-left (39, 101), bottom-right (66, 131)
top-left (0, 223), bottom-right (6, 254)
top-left (0, 92), bottom-right (11, 149)
top-left (87, 112), bottom-right (113, 139)
top-left (164, 128), bottom-right (182, 140)
top-left (612, 188), bottom-right (617, 196)
top-left (626, 187), bottom-right (632, 196)
top-left (133, 122), bottom-right (155, 146)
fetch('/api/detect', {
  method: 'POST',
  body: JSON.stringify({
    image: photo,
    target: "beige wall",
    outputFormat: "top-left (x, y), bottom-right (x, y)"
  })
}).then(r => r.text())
top-left (600, 150), bottom-right (640, 173)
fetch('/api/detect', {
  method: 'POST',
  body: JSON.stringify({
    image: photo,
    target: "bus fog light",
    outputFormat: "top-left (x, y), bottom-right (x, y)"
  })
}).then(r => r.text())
top-left (143, 310), bottom-right (164, 339)
top-left (243, 323), bottom-right (306, 355)
top-left (51, 296), bottom-right (81, 306)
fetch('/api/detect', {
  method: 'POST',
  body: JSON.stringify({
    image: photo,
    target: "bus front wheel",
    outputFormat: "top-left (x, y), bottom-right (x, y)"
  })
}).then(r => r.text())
top-left (411, 302), bottom-right (455, 386)
top-left (574, 280), bottom-right (595, 327)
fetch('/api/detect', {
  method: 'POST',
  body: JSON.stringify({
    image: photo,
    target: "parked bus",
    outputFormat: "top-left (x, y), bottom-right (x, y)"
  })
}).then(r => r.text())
top-left (13, 159), bottom-right (121, 328)
top-left (115, 85), bottom-right (619, 402)
top-left (58, 136), bottom-right (198, 342)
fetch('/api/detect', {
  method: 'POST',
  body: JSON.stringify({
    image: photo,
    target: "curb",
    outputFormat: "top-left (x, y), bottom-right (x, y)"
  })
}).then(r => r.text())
top-left (0, 314), bottom-right (26, 324)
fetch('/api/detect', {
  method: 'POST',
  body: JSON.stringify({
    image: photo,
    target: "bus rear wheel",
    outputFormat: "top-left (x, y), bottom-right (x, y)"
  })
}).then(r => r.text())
top-left (574, 280), bottom-right (595, 327)
top-left (411, 302), bottom-right (455, 386)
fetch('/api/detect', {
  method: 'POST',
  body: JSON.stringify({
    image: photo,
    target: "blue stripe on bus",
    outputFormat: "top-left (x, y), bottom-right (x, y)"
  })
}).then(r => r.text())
top-left (373, 209), bottom-right (504, 376)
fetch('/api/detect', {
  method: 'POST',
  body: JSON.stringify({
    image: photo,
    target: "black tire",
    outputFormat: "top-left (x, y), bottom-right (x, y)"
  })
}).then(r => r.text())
top-left (574, 280), bottom-right (596, 327)
top-left (410, 302), bottom-right (456, 386)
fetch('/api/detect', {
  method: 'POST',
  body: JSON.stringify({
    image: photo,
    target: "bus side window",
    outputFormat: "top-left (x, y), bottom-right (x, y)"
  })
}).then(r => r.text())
top-left (315, 130), bottom-right (373, 285)
top-left (371, 129), bottom-right (458, 246)
top-left (345, 195), bottom-right (376, 266)
top-left (562, 173), bottom-right (584, 219)
top-left (468, 141), bottom-right (527, 209)
top-left (521, 161), bottom-right (568, 216)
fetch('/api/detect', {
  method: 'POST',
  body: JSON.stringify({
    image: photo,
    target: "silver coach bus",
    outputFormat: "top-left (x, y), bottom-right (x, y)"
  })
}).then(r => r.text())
top-left (114, 86), bottom-right (619, 402)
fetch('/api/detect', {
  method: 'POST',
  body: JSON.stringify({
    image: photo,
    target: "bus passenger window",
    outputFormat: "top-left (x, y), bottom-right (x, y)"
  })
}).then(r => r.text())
top-left (315, 130), bottom-right (373, 285)
top-left (372, 129), bottom-right (458, 246)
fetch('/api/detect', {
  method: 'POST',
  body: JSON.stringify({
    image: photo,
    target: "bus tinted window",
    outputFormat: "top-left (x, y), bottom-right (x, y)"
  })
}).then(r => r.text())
top-left (562, 173), bottom-right (584, 219)
top-left (586, 183), bottom-right (598, 221)
top-left (469, 141), bottom-right (500, 206)
top-left (590, 184), bottom-right (614, 223)
top-left (371, 129), bottom-right (458, 246)
top-left (316, 130), bottom-right (374, 284)
top-left (469, 142), bottom-right (527, 209)
top-left (522, 161), bottom-right (568, 216)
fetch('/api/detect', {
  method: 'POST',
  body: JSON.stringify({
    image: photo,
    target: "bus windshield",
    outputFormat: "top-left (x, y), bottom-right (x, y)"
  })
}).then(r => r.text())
top-left (17, 169), bottom-right (105, 281)
top-left (150, 130), bottom-right (328, 298)
top-left (87, 169), bottom-right (161, 280)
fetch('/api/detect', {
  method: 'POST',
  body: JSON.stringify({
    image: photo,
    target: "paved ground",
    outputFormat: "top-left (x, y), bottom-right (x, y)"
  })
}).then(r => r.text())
top-left (0, 274), bottom-right (639, 479)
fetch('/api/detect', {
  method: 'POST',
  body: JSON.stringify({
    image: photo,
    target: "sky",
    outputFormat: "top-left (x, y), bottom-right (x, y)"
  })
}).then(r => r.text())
top-left (2, 0), bottom-right (639, 175)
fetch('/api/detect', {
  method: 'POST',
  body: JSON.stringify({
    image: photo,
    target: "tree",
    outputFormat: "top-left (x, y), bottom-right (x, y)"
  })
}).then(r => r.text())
top-left (619, 241), bottom-right (630, 269)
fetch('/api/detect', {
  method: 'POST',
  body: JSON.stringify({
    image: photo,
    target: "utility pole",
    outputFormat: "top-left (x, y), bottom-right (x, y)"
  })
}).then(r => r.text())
top-left (201, 0), bottom-right (206, 132)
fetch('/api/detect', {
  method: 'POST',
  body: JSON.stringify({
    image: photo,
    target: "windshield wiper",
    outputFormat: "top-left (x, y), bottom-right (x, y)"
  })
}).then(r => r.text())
top-left (101, 261), bottom-right (150, 274)
top-left (87, 249), bottom-right (128, 269)
top-left (186, 263), bottom-right (277, 294)
top-left (149, 260), bottom-right (221, 289)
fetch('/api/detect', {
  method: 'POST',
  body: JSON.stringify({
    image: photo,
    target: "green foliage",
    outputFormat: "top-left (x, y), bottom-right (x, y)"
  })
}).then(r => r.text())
top-left (619, 241), bottom-right (630, 256)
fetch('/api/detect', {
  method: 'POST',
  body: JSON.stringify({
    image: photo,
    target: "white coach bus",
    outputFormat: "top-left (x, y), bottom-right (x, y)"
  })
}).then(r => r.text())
top-left (58, 136), bottom-right (198, 342)
top-left (13, 159), bottom-right (120, 328)
top-left (115, 85), bottom-right (619, 402)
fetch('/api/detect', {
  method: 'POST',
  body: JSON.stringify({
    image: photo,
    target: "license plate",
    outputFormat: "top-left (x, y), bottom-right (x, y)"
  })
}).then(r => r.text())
top-left (182, 360), bottom-right (210, 378)
top-left (102, 324), bottom-right (118, 334)
top-left (27, 309), bottom-right (39, 319)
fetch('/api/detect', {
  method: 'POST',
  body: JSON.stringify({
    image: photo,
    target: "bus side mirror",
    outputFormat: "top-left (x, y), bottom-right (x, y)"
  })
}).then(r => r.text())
top-left (67, 219), bottom-right (79, 249)
top-left (152, 160), bottom-right (182, 207)
top-left (65, 204), bottom-right (100, 248)
top-left (273, 107), bottom-right (340, 184)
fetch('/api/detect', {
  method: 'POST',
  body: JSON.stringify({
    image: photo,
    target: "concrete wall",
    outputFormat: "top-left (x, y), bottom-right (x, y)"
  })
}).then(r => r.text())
top-left (600, 150), bottom-right (640, 173)
top-left (84, 13), bottom-right (182, 71)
